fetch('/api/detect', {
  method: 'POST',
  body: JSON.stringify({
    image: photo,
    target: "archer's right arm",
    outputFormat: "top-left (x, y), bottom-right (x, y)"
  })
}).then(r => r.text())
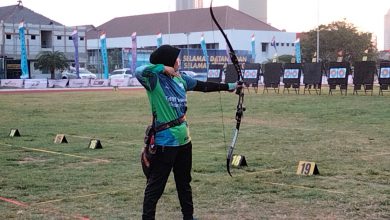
top-left (135, 64), bottom-right (165, 91)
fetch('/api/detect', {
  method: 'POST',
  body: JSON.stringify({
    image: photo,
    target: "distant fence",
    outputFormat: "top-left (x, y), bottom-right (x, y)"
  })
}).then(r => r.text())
top-left (0, 78), bottom-right (141, 89)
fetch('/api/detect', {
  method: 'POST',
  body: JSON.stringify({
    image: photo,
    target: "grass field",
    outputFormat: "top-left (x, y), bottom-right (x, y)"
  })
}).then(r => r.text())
top-left (0, 88), bottom-right (389, 219)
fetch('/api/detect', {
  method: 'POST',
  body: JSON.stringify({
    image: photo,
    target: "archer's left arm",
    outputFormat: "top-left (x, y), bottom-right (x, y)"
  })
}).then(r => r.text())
top-left (193, 80), bottom-right (236, 92)
top-left (180, 73), bottom-right (236, 92)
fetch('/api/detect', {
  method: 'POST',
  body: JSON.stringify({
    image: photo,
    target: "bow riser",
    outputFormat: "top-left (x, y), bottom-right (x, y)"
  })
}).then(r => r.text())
top-left (227, 128), bottom-right (239, 176)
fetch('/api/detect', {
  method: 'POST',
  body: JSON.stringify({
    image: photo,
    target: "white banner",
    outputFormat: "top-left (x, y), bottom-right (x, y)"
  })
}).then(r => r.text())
top-left (24, 79), bottom-right (48, 89)
top-left (90, 79), bottom-right (109, 87)
top-left (0, 79), bottom-right (24, 88)
top-left (129, 78), bottom-right (141, 86)
top-left (48, 79), bottom-right (68, 88)
top-left (110, 78), bottom-right (130, 87)
top-left (68, 79), bottom-right (90, 88)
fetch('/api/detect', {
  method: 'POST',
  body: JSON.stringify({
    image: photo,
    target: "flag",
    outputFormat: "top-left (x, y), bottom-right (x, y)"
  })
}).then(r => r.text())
top-left (200, 33), bottom-right (209, 70)
top-left (270, 36), bottom-right (277, 52)
top-left (100, 32), bottom-right (109, 79)
top-left (294, 38), bottom-right (301, 63)
top-left (156, 32), bottom-right (162, 48)
top-left (131, 32), bottom-right (137, 73)
top-left (72, 29), bottom-right (80, 78)
top-left (19, 21), bottom-right (29, 79)
top-left (251, 33), bottom-right (256, 62)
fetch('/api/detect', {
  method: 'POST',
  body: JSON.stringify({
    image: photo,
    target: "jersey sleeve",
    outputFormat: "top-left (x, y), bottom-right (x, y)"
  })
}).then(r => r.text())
top-left (135, 64), bottom-right (165, 91)
top-left (180, 73), bottom-right (198, 91)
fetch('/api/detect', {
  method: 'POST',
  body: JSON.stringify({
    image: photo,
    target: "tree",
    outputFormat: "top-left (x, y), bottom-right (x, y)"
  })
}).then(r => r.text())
top-left (35, 51), bottom-right (69, 79)
top-left (300, 19), bottom-right (377, 63)
top-left (108, 48), bottom-right (122, 71)
top-left (264, 54), bottom-right (294, 64)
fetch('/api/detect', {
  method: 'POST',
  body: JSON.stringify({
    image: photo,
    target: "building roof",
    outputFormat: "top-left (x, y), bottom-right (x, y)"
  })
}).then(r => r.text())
top-left (87, 6), bottom-right (279, 39)
top-left (0, 4), bottom-right (62, 25)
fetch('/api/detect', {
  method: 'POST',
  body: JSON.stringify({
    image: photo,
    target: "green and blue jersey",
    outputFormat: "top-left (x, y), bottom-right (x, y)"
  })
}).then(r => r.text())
top-left (135, 64), bottom-right (197, 147)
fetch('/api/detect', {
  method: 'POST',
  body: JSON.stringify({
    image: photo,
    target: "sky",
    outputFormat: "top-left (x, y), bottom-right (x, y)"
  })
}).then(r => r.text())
top-left (1, 0), bottom-right (390, 50)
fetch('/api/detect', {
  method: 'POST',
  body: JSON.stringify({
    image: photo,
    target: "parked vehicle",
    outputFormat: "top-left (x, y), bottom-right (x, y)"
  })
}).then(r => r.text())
top-left (109, 68), bottom-right (133, 79)
top-left (181, 70), bottom-right (198, 77)
top-left (59, 68), bottom-right (97, 79)
top-left (181, 70), bottom-right (206, 81)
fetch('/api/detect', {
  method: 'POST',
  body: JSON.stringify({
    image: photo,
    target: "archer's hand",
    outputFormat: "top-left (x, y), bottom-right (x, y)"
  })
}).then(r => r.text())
top-left (227, 82), bottom-right (237, 92)
top-left (164, 66), bottom-right (180, 77)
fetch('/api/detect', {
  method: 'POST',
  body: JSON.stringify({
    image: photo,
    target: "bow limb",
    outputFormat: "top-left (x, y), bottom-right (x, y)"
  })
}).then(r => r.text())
top-left (209, 1), bottom-right (243, 82)
top-left (210, 0), bottom-right (245, 176)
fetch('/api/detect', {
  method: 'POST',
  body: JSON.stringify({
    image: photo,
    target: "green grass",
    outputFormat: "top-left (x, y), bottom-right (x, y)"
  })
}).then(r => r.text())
top-left (0, 88), bottom-right (389, 219)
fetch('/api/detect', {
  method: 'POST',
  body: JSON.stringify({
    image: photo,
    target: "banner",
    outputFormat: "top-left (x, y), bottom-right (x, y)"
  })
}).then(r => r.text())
top-left (100, 32), bottom-right (109, 79)
top-left (251, 33), bottom-right (256, 62)
top-left (72, 29), bottom-right (80, 78)
top-left (90, 79), bottom-right (110, 87)
top-left (180, 49), bottom-right (250, 73)
top-left (24, 79), bottom-right (48, 89)
top-left (129, 78), bottom-right (142, 86)
top-left (68, 79), bottom-right (90, 88)
top-left (19, 21), bottom-right (29, 79)
top-left (131, 32), bottom-right (137, 73)
top-left (156, 32), bottom-right (162, 48)
top-left (48, 79), bottom-right (68, 88)
top-left (110, 78), bottom-right (130, 87)
top-left (0, 79), bottom-right (24, 88)
top-left (295, 38), bottom-right (301, 63)
top-left (200, 33), bottom-right (209, 70)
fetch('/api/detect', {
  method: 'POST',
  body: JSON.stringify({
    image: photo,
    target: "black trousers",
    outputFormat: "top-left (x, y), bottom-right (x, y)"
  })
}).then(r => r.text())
top-left (142, 142), bottom-right (193, 220)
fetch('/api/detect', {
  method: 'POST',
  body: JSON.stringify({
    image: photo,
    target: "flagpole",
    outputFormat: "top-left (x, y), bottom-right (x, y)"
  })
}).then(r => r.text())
top-left (316, 0), bottom-right (320, 63)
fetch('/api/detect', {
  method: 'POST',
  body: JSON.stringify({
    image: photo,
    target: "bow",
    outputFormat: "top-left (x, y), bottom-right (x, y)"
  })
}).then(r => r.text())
top-left (210, 0), bottom-right (245, 177)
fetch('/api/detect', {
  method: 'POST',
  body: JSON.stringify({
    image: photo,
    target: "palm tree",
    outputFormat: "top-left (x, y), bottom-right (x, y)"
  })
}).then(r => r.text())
top-left (35, 51), bottom-right (69, 79)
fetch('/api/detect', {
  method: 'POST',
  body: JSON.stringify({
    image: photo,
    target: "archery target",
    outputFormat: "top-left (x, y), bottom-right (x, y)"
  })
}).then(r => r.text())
top-left (380, 67), bottom-right (390, 78)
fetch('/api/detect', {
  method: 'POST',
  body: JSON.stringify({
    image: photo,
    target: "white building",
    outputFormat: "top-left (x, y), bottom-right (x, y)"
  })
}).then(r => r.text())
top-left (385, 8), bottom-right (390, 50)
top-left (86, 6), bottom-right (296, 73)
top-left (0, 3), bottom-right (87, 79)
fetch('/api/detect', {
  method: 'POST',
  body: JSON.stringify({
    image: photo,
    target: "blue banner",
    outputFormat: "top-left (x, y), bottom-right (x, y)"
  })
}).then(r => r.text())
top-left (131, 32), bottom-right (137, 73)
top-left (200, 34), bottom-right (209, 70)
top-left (180, 49), bottom-right (251, 73)
top-left (100, 33), bottom-right (109, 79)
top-left (19, 22), bottom-right (29, 79)
top-left (295, 39), bottom-right (301, 63)
top-left (72, 29), bottom-right (80, 78)
top-left (251, 34), bottom-right (256, 62)
top-left (156, 33), bottom-right (162, 48)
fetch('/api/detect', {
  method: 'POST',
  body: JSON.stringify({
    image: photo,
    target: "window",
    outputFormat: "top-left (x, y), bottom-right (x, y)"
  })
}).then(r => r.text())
top-left (31, 35), bottom-right (36, 40)
top-left (276, 43), bottom-right (279, 46)
top-left (286, 43), bottom-right (290, 46)
top-left (261, 43), bottom-right (267, 52)
top-left (80, 37), bottom-right (84, 41)
top-left (41, 30), bottom-right (52, 48)
top-left (57, 36), bottom-right (62, 40)
top-left (6, 34), bottom-right (11, 39)
top-left (292, 43), bottom-right (295, 46)
top-left (281, 43), bottom-right (284, 46)
top-left (68, 36), bottom-right (72, 40)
